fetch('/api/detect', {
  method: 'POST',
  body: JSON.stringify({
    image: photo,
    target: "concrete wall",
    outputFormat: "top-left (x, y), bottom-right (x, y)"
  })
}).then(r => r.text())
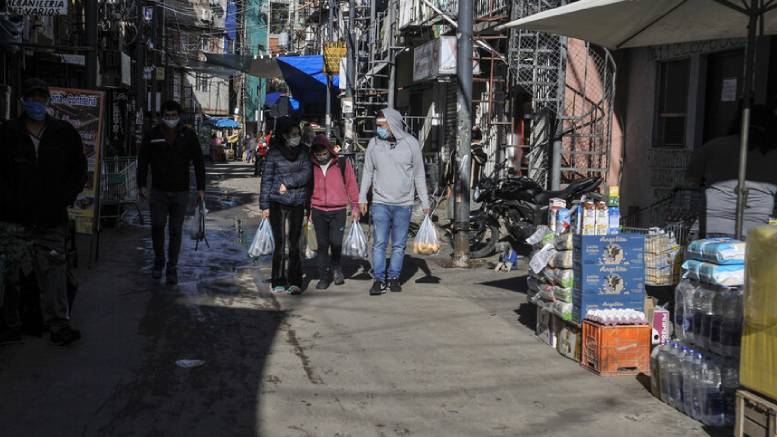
top-left (616, 38), bottom-right (772, 226)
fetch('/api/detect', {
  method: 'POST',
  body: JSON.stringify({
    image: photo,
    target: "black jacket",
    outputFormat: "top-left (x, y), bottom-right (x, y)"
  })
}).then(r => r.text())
top-left (0, 116), bottom-right (88, 228)
top-left (137, 125), bottom-right (206, 192)
top-left (259, 145), bottom-right (312, 210)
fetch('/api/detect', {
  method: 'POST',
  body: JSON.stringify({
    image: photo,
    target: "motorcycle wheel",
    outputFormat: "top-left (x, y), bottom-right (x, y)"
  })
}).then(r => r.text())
top-left (469, 220), bottom-right (500, 259)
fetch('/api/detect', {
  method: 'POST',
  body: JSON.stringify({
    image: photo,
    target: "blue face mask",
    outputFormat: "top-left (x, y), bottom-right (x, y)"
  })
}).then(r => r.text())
top-left (376, 127), bottom-right (390, 140)
top-left (22, 100), bottom-right (47, 121)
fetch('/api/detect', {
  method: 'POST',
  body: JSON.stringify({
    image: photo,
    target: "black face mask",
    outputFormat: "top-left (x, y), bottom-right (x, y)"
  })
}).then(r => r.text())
top-left (316, 155), bottom-right (331, 165)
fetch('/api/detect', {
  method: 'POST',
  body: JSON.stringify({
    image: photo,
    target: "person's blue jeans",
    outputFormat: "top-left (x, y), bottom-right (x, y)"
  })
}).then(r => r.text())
top-left (371, 203), bottom-right (413, 282)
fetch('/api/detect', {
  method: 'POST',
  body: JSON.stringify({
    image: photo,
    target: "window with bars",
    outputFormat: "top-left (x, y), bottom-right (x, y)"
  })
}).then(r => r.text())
top-left (654, 58), bottom-right (690, 148)
top-left (196, 74), bottom-right (209, 92)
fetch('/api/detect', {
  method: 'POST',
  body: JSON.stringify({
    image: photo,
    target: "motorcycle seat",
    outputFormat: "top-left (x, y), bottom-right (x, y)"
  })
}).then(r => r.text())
top-left (533, 177), bottom-right (601, 205)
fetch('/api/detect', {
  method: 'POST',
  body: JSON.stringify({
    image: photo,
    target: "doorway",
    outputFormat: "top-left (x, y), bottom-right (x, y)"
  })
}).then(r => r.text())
top-left (703, 49), bottom-right (745, 143)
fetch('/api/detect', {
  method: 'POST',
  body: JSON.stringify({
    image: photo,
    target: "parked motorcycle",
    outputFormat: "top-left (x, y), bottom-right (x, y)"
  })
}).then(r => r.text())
top-left (468, 162), bottom-right (602, 258)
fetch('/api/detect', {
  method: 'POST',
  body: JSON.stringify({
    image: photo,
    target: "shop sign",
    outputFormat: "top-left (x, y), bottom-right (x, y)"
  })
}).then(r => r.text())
top-left (7, 0), bottom-right (67, 16)
top-left (413, 36), bottom-right (481, 82)
top-left (48, 88), bottom-right (105, 235)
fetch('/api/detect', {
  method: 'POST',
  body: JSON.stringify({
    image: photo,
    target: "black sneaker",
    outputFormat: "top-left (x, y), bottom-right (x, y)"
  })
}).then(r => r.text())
top-left (315, 279), bottom-right (331, 290)
top-left (50, 326), bottom-right (81, 346)
top-left (369, 281), bottom-right (387, 296)
top-left (166, 268), bottom-right (178, 286)
top-left (388, 279), bottom-right (402, 293)
top-left (332, 267), bottom-right (345, 285)
top-left (0, 328), bottom-right (22, 344)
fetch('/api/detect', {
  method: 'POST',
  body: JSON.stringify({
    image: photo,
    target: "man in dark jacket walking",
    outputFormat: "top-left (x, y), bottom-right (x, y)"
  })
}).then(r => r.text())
top-left (137, 100), bottom-right (206, 285)
top-left (0, 78), bottom-right (87, 345)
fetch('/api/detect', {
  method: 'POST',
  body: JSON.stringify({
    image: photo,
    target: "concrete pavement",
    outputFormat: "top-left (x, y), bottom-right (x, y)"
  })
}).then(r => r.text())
top-left (0, 162), bottom-right (717, 437)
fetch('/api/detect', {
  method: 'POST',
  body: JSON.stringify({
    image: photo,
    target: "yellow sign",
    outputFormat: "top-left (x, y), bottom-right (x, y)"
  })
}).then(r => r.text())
top-left (323, 42), bottom-right (347, 74)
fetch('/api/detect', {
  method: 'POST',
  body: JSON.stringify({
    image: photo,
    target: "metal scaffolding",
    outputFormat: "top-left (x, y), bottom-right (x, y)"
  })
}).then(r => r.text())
top-left (508, 0), bottom-right (615, 187)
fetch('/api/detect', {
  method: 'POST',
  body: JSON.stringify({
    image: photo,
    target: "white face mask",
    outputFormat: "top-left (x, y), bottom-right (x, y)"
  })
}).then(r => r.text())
top-left (162, 118), bottom-right (180, 129)
top-left (286, 136), bottom-right (301, 147)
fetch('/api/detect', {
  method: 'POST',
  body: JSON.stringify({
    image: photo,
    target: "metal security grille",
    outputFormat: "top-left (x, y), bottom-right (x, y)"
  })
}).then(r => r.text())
top-left (508, 0), bottom-right (616, 185)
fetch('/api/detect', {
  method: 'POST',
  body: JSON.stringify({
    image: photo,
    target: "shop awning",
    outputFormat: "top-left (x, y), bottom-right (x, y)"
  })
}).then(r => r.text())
top-left (203, 53), bottom-right (284, 79)
top-left (208, 117), bottom-right (241, 129)
top-left (496, 0), bottom-right (777, 49)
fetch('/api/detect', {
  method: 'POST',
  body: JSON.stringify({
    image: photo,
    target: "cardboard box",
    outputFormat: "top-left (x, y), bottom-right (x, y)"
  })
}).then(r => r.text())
top-left (574, 234), bottom-right (645, 267)
top-left (557, 322), bottom-right (582, 362)
top-left (651, 308), bottom-right (672, 345)
top-left (536, 305), bottom-right (559, 348)
top-left (574, 265), bottom-right (645, 297)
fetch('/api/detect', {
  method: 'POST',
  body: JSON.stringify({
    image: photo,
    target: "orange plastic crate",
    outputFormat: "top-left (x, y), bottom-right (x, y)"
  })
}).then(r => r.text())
top-left (581, 321), bottom-right (651, 376)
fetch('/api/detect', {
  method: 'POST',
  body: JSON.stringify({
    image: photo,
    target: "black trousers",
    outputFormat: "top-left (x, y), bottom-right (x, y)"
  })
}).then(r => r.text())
top-left (311, 208), bottom-right (346, 279)
top-left (150, 189), bottom-right (189, 270)
top-left (269, 201), bottom-right (305, 288)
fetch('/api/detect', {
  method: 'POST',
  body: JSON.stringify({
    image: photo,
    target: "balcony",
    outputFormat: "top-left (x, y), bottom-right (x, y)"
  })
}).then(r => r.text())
top-left (398, 0), bottom-right (509, 30)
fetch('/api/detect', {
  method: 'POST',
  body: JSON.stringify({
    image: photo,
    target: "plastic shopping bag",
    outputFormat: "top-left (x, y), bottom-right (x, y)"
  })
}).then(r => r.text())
top-left (189, 200), bottom-right (209, 250)
top-left (304, 219), bottom-right (318, 252)
top-left (248, 219), bottom-right (275, 258)
top-left (413, 215), bottom-right (440, 255)
top-left (343, 221), bottom-right (369, 259)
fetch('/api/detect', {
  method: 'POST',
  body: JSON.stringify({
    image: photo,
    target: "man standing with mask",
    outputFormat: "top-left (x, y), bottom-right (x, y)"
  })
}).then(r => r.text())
top-left (359, 108), bottom-right (430, 296)
top-left (0, 78), bottom-right (87, 345)
top-left (137, 100), bottom-right (206, 285)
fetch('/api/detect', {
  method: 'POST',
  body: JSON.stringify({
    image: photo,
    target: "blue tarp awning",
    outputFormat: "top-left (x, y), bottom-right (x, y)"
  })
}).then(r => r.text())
top-left (265, 92), bottom-right (301, 110)
top-left (208, 118), bottom-right (241, 129)
top-left (276, 55), bottom-right (339, 115)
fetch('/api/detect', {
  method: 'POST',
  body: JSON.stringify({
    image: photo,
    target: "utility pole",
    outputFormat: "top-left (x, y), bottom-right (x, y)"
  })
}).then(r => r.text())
top-left (135, 0), bottom-right (147, 135)
top-left (452, 0), bottom-right (472, 265)
top-left (325, 0), bottom-right (334, 138)
top-left (85, 0), bottom-right (98, 88)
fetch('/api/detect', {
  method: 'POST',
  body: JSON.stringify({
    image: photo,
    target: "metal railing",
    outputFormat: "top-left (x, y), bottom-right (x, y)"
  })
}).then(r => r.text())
top-left (101, 157), bottom-right (144, 226)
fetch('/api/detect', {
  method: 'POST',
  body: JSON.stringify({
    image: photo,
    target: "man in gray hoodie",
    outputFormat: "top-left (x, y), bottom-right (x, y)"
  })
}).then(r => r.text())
top-left (359, 108), bottom-right (430, 295)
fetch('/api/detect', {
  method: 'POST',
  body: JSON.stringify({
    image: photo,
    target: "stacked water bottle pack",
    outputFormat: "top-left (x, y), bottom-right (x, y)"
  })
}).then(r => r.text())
top-left (651, 341), bottom-right (739, 426)
top-left (649, 238), bottom-right (745, 427)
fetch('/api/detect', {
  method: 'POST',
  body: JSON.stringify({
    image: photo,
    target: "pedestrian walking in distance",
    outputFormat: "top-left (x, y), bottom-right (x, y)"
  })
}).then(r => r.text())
top-left (260, 118), bottom-right (312, 295)
top-left (137, 100), bottom-right (206, 285)
top-left (359, 108), bottom-right (430, 296)
top-left (308, 134), bottom-right (360, 290)
top-left (0, 78), bottom-right (88, 345)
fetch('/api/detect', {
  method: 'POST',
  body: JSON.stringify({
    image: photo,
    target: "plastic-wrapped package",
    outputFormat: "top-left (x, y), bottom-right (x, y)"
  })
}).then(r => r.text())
top-left (686, 238), bottom-right (745, 265)
top-left (554, 232), bottom-right (574, 251)
top-left (554, 301), bottom-right (573, 321)
top-left (682, 259), bottom-right (744, 287)
top-left (553, 286), bottom-right (572, 303)
top-left (549, 250), bottom-right (574, 269)
top-left (549, 268), bottom-right (575, 289)
top-left (538, 283), bottom-right (556, 302)
top-left (741, 225), bottom-right (777, 400)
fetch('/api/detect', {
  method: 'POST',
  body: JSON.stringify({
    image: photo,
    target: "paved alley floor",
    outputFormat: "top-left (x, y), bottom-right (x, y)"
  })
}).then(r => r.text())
top-left (0, 162), bottom-right (717, 437)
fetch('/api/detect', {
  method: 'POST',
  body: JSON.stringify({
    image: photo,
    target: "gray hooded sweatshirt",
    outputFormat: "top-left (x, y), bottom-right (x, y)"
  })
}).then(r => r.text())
top-left (359, 108), bottom-right (430, 209)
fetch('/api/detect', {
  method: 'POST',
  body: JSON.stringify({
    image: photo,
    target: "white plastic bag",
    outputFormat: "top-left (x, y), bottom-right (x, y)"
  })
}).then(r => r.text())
top-left (190, 201), bottom-right (207, 241)
top-left (413, 215), bottom-right (440, 255)
top-left (343, 221), bottom-right (369, 259)
top-left (248, 219), bottom-right (274, 257)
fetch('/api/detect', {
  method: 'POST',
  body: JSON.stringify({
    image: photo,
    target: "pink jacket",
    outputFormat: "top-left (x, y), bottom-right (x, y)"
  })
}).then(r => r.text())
top-left (310, 157), bottom-right (359, 213)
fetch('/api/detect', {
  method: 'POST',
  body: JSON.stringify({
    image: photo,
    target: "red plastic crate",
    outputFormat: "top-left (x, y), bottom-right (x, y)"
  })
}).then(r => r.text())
top-left (581, 321), bottom-right (651, 376)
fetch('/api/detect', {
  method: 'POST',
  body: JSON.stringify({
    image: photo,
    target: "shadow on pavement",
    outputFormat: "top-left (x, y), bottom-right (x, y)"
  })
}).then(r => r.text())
top-left (479, 274), bottom-right (528, 294)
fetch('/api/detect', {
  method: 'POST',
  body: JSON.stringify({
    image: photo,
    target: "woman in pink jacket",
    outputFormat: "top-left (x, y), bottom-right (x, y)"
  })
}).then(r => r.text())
top-left (309, 134), bottom-right (360, 290)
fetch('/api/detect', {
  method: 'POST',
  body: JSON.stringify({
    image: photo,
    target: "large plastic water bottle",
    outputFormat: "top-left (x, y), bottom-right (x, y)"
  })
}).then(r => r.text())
top-left (661, 342), bottom-right (680, 407)
top-left (651, 342), bottom-right (667, 399)
top-left (709, 288), bottom-right (726, 355)
top-left (672, 346), bottom-right (689, 412)
top-left (674, 281), bottom-right (688, 342)
top-left (681, 347), bottom-right (698, 415)
top-left (721, 359), bottom-right (739, 426)
top-left (700, 356), bottom-right (724, 426)
top-left (719, 287), bottom-right (744, 357)
top-left (686, 351), bottom-right (704, 420)
top-left (688, 283), bottom-right (705, 345)
top-left (697, 286), bottom-right (716, 350)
